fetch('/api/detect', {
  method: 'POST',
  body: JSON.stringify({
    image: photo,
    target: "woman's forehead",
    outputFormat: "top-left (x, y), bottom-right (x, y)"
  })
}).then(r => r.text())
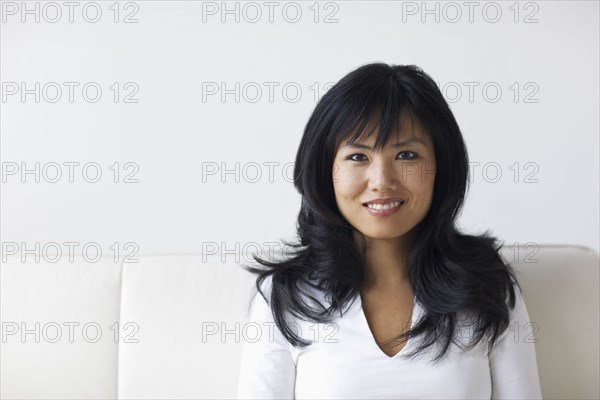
top-left (337, 115), bottom-right (431, 149)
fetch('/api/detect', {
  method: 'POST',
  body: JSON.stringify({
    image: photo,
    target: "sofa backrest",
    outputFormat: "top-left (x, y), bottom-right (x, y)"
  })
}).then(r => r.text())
top-left (1, 245), bottom-right (599, 399)
top-left (498, 245), bottom-right (599, 399)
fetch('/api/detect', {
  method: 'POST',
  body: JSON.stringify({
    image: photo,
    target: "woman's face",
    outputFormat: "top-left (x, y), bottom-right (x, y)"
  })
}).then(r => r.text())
top-left (332, 116), bottom-right (436, 243)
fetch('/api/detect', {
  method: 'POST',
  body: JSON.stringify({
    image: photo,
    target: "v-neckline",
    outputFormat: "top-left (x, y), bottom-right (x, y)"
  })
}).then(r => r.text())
top-left (356, 293), bottom-right (418, 360)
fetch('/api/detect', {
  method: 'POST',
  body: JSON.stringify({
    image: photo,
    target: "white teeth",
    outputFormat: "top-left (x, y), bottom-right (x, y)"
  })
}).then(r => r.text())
top-left (366, 201), bottom-right (402, 210)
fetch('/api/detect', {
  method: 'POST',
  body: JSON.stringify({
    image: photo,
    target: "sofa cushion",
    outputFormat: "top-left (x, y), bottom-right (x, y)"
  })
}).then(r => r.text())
top-left (0, 256), bottom-right (122, 399)
top-left (117, 254), bottom-right (256, 399)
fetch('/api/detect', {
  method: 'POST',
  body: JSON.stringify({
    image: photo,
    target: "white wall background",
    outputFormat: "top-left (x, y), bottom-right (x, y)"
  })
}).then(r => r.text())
top-left (1, 0), bottom-right (598, 265)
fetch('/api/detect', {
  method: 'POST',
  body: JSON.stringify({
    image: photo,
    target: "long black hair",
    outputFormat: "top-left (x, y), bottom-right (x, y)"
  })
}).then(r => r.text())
top-left (240, 62), bottom-right (521, 365)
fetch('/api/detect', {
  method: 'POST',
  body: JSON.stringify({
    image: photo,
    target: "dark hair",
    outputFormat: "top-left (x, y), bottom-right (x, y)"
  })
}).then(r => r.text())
top-left (240, 62), bottom-right (521, 365)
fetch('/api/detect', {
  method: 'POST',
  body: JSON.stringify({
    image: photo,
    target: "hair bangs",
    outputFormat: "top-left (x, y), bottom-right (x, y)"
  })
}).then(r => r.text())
top-left (331, 85), bottom-right (419, 155)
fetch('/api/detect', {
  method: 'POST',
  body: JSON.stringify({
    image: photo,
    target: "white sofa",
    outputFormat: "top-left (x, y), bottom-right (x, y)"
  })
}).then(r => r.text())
top-left (1, 245), bottom-right (598, 399)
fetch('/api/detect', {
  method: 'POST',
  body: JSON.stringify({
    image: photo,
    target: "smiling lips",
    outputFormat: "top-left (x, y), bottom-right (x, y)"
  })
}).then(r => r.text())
top-left (363, 200), bottom-right (405, 217)
top-left (363, 197), bottom-right (404, 205)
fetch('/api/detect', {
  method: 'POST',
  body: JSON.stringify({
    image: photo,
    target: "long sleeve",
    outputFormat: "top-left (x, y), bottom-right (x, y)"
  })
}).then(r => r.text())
top-left (236, 275), bottom-right (297, 399)
top-left (489, 285), bottom-right (543, 399)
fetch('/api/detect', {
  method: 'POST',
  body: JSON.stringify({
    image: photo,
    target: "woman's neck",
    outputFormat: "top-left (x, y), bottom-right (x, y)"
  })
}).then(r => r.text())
top-left (359, 234), bottom-right (414, 292)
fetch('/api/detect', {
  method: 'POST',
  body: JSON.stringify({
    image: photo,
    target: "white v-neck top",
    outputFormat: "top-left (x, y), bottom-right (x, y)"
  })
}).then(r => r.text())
top-left (236, 275), bottom-right (542, 399)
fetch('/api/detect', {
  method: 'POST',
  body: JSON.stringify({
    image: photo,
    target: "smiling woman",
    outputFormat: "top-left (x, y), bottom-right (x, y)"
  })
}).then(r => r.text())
top-left (332, 113), bottom-right (436, 288)
top-left (236, 62), bottom-right (542, 399)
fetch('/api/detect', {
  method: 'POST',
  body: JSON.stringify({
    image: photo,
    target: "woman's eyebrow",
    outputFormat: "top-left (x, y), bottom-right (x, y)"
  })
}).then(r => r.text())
top-left (344, 137), bottom-right (427, 149)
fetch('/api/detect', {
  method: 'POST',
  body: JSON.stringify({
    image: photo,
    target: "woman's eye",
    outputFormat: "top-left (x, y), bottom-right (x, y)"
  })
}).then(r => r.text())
top-left (397, 151), bottom-right (418, 160)
top-left (347, 153), bottom-right (367, 162)
top-left (346, 151), bottom-right (418, 162)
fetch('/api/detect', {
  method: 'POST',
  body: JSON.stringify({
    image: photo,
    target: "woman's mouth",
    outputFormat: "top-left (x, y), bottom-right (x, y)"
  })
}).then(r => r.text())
top-left (363, 201), bottom-right (405, 217)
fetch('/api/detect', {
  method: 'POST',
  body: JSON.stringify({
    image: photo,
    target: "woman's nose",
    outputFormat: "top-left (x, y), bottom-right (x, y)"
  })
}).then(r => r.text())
top-left (368, 161), bottom-right (398, 191)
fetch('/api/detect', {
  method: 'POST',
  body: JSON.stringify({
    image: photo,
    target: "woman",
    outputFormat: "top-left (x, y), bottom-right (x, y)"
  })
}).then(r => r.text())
top-left (236, 63), bottom-right (542, 399)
